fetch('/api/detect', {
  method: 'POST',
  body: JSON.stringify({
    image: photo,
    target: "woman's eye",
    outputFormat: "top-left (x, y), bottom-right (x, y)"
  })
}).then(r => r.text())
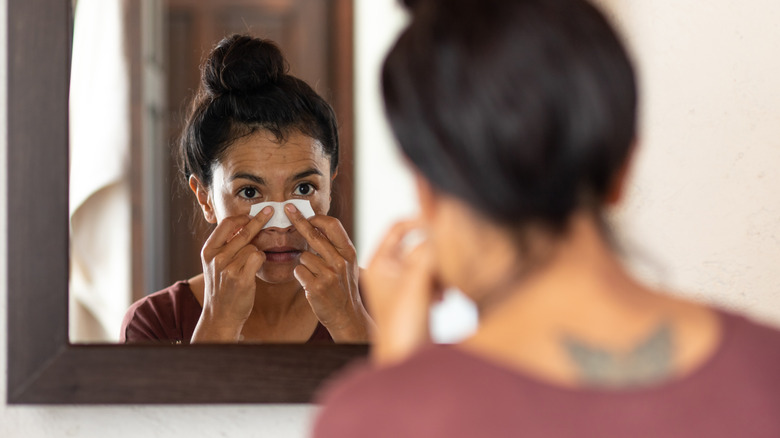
top-left (293, 183), bottom-right (315, 196)
top-left (239, 187), bottom-right (259, 199)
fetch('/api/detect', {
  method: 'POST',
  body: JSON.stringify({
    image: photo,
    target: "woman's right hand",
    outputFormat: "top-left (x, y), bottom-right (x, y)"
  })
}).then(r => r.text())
top-left (363, 219), bottom-right (443, 366)
top-left (191, 206), bottom-right (274, 343)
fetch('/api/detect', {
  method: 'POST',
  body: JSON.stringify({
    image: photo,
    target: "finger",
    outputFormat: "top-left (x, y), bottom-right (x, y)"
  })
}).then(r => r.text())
top-left (368, 241), bottom-right (436, 365)
top-left (229, 244), bottom-right (261, 266)
top-left (202, 215), bottom-right (252, 260)
top-left (293, 264), bottom-right (318, 294)
top-left (390, 242), bottom-right (437, 316)
top-left (371, 219), bottom-right (426, 262)
top-left (366, 237), bottom-right (435, 306)
top-left (403, 241), bottom-right (436, 285)
top-left (298, 251), bottom-right (329, 277)
top-left (230, 244), bottom-right (264, 273)
top-left (284, 204), bottom-right (344, 264)
top-left (217, 246), bottom-right (263, 285)
top-left (307, 215), bottom-right (357, 261)
top-left (219, 206), bottom-right (275, 258)
top-left (298, 251), bottom-right (343, 295)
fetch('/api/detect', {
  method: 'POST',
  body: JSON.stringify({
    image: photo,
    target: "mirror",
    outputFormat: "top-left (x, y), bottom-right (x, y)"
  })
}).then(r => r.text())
top-left (7, 0), bottom-right (367, 404)
top-left (68, 0), bottom-right (357, 343)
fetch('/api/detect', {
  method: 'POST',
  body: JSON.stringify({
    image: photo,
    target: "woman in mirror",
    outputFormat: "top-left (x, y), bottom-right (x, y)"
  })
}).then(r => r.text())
top-left (121, 34), bottom-right (371, 344)
top-left (313, 0), bottom-right (780, 435)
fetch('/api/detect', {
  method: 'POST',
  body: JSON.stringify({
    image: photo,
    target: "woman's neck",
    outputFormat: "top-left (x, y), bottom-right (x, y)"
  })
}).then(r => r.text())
top-left (479, 214), bottom-right (656, 326)
top-left (250, 277), bottom-right (310, 326)
top-left (461, 213), bottom-right (721, 389)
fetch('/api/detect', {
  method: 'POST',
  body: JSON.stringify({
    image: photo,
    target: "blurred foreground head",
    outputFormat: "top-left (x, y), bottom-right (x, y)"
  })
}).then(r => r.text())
top-left (382, 0), bottom-right (637, 237)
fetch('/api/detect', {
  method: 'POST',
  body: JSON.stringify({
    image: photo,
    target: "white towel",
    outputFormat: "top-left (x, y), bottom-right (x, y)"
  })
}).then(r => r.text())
top-left (68, 0), bottom-right (131, 343)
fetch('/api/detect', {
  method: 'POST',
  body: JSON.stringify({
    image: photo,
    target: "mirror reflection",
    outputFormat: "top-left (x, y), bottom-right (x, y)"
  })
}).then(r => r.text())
top-left (68, 0), bottom-right (357, 343)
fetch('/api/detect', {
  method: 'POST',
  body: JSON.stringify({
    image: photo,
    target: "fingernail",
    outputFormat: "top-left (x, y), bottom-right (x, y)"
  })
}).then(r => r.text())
top-left (285, 203), bottom-right (296, 212)
top-left (262, 206), bottom-right (273, 215)
top-left (401, 229), bottom-right (428, 255)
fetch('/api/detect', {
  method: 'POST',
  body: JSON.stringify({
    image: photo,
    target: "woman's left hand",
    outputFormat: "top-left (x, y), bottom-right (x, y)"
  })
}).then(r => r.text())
top-left (285, 203), bottom-right (373, 342)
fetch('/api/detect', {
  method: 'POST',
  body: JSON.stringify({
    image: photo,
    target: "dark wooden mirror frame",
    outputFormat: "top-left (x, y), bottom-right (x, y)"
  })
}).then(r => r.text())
top-left (6, 0), bottom-right (368, 404)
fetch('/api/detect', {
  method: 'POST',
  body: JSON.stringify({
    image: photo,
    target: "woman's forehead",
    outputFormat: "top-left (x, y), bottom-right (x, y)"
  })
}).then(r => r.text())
top-left (215, 130), bottom-right (330, 178)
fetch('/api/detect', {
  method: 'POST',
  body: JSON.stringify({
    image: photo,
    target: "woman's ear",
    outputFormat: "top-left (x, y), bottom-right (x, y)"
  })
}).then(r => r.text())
top-left (606, 140), bottom-right (638, 205)
top-left (414, 171), bottom-right (437, 223)
top-left (188, 175), bottom-right (217, 224)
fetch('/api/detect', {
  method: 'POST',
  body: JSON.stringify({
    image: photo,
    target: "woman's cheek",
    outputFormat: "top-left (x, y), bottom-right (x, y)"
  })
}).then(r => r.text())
top-left (312, 193), bottom-right (331, 215)
top-left (213, 193), bottom-right (245, 221)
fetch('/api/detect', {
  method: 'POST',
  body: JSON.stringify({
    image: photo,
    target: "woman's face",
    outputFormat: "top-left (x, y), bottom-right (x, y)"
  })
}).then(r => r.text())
top-left (200, 129), bottom-right (334, 284)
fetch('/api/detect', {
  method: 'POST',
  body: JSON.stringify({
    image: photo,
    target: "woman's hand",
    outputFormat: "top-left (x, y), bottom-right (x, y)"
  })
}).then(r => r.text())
top-left (285, 203), bottom-right (373, 342)
top-left (363, 220), bottom-right (442, 366)
top-left (191, 207), bottom-right (274, 343)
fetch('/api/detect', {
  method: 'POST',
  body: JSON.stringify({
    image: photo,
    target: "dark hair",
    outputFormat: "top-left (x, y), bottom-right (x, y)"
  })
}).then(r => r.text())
top-left (382, 0), bottom-right (637, 234)
top-left (179, 34), bottom-right (339, 187)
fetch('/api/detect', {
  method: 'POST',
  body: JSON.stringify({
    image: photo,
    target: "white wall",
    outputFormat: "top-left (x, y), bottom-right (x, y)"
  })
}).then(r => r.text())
top-left (3, 0), bottom-right (780, 437)
top-left (354, 0), bottom-right (412, 260)
top-left (610, 0), bottom-right (780, 326)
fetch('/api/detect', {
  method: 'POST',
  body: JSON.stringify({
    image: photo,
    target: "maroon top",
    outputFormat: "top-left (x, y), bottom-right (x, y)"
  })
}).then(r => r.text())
top-left (120, 281), bottom-right (333, 344)
top-left (313, 310), bottom-right (780, 437)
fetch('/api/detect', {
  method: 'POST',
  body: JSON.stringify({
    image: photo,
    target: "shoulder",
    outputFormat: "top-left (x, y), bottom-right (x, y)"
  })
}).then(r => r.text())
top-left (674, 309), bottom-right (780, 434)
top-left (312, 346), bottom-right (508, 438)
top-left (716, 309), bottom-right (780, 376)
top-left (312, 313), bottom-right (780, 438)
top-left (125, 281), bottom-right (198, 315)
top-left (317, 346), bottom-right (463, 395)
top-left (119, 281), bottom-right (202, 343)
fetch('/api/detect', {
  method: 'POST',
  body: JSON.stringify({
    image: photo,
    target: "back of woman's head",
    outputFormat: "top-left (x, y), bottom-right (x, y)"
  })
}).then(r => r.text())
top-left (383, 0), bottom-right (637, 234)
top-left (180, 34), bottom-right (339, 186)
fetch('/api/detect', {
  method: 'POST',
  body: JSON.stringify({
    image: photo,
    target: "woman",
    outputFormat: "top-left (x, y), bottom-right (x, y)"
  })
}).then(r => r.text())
top-left (313, 0), bottom-right (780, 436)
top-left (121, 35), bottom-right (371, 344)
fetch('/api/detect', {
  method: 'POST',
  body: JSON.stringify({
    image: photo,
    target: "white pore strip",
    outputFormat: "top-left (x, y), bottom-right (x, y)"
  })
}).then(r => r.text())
top-left (249, 199), bottom-right (316, 229)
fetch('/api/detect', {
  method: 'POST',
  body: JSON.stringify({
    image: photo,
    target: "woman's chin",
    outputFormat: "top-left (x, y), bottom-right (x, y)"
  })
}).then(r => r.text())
top-left (256, 265), bottom-right (298, 285)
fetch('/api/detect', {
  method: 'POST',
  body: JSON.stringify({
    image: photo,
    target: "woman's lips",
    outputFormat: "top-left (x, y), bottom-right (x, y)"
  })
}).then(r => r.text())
top-left (263, 247), bottom-right (302, 263)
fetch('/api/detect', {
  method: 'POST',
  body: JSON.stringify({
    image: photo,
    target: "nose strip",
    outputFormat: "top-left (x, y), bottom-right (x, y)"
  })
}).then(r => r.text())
top-left (250, 199), bottom-right (316, 229)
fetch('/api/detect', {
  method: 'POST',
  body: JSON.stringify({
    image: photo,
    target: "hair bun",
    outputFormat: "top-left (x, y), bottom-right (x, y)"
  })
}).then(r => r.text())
top-left (202, 34), bottom-right (288, 96)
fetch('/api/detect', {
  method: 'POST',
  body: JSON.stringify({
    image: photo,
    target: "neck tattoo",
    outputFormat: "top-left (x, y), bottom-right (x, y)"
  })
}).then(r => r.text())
top-left (562, 322), bottom-right (674, 388)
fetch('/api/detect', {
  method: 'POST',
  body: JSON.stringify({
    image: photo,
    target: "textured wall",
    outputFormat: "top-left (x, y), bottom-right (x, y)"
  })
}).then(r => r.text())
top-left (612, 1), bottom-right (780, 326)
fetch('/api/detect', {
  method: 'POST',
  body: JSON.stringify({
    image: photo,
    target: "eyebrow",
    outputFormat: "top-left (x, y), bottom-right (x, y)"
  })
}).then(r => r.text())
top-left (229, 168), bottom-right (323, 185)
top-left (230, 173), bottom-right (266, 185)
top-left (291, 168), bottom-right (324, 181)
